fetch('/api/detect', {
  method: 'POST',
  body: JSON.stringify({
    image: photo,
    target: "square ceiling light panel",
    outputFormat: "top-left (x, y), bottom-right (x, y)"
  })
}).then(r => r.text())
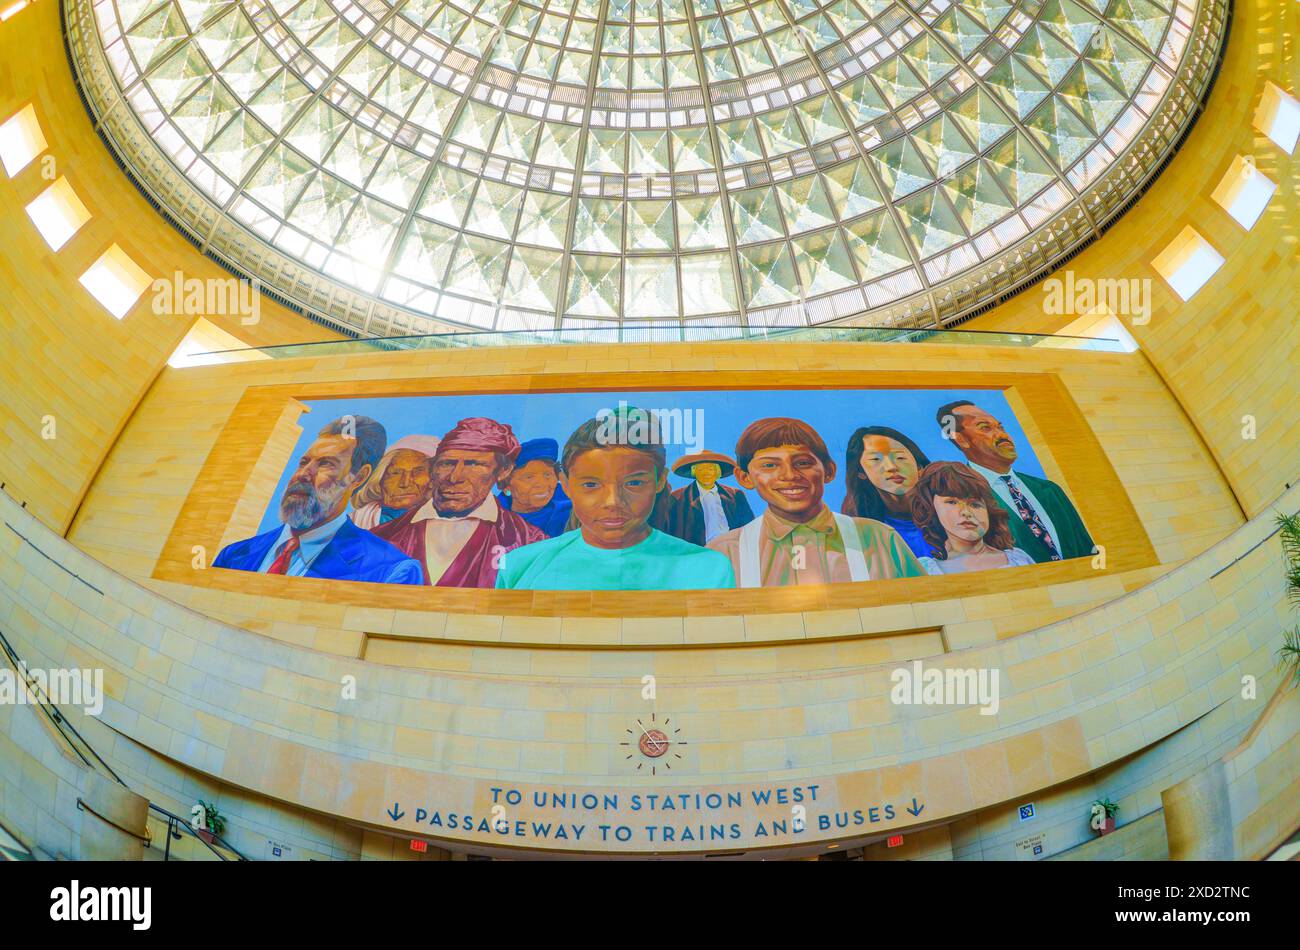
top-left (25, 176), bottom-right (92, 250)
top-left (79, 243), bottom-right (153, 319)
top-left (1210, 156), bottom-right (1277, 230)
top-left (1255, 82), bottom-right (1300, 154)
top-left (1152, 226), bottom-right (1225, 302)
top-left (0, 103), bottom-right (47, 176)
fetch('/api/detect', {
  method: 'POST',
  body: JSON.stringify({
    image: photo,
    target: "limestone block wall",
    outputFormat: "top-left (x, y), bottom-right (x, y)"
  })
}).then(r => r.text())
top-left (3, 483), bottom-right (1291, 856)
top-left (1163, 679), bottom-right (1300, 860)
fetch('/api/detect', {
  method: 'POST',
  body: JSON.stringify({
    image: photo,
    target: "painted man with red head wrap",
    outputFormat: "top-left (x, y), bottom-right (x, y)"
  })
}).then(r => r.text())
top-left (373, 418), bottom-right (546, 588)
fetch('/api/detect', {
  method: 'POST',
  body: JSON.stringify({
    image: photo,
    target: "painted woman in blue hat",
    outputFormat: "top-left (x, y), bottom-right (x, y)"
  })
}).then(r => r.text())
top-left (496, 437), bottom-right (574, 538)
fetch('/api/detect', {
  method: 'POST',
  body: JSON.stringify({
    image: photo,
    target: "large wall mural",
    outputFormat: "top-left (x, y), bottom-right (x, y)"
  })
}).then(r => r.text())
top-left (214, 388), bottom-right (1094, 591)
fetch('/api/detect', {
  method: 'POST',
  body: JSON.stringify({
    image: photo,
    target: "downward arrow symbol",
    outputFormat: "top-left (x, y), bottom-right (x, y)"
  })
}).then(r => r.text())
top-left (387, 803), bottom-right (405, 821)
top-left (906, 798), bottom-right (924, 817)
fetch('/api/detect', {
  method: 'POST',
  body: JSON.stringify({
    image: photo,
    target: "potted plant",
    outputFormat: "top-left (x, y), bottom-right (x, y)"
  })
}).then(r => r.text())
top-left (190, 799), bottom-right (226, 845)
top-left (1277, 513), bottom-right (1300, 687)
top-left (1089, 798), bottom-right (1119, 836)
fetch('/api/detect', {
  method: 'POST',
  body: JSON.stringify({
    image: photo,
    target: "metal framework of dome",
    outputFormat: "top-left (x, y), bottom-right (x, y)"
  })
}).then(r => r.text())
top-left (64, 0), bottom-right (1229, 338)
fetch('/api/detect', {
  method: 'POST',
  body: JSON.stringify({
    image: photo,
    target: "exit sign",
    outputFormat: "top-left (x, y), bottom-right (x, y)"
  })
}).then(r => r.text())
top-left (886, 835), bottom-right (904, 848)
top-left (410, 839), bottom-right (428, 853)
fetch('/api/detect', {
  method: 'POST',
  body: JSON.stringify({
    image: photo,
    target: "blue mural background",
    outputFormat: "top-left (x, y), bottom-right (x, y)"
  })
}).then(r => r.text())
top-left (257, 388), bottom-right (1042, 534)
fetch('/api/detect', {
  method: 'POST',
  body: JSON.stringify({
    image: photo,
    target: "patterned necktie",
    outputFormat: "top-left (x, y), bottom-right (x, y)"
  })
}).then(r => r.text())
top-left (1000, 475), bottom-right (1060, 561)
top-left (266, 535), bottom-right (301, 575)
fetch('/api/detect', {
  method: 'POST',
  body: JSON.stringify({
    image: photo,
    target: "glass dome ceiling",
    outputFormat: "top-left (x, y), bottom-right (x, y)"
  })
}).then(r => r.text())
top-left (67, 0), bottom-right (1225, 336)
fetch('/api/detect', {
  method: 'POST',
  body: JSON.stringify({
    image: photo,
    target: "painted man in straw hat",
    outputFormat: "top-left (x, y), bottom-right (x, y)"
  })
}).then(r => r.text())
top-left (664, 449), bottom-right (755, 546)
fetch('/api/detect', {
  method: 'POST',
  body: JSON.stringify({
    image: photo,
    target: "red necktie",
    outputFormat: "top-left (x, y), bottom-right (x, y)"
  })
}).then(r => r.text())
top-left (266, 535), bottom-right (301, 575)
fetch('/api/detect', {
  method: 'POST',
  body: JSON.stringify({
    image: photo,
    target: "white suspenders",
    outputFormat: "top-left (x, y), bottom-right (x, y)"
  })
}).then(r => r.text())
top-left (738, 512), bottom-right (870, 588)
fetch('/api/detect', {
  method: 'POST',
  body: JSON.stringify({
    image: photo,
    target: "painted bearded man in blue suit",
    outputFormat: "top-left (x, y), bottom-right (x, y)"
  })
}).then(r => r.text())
top-left (215, 416), bottom-right (423, 585)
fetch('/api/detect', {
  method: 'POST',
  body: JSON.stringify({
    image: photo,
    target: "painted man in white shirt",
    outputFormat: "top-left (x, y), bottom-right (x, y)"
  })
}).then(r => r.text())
top-left (664, 450), bottom-right (755, 546)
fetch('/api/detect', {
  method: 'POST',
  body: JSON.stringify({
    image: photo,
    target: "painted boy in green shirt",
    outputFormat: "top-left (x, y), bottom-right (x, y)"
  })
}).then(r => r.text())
top-left (708, 417), bottom-right (925, 588)
top-left (496, 407), bottom-right (736, 591)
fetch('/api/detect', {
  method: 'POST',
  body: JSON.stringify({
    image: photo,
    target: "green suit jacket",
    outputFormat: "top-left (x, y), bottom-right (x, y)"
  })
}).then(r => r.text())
top-left (994, 471), bottom-right (1095, 563)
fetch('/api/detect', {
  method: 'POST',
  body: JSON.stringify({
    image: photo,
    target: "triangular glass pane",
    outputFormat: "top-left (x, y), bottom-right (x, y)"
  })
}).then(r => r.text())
top-left (931, 7), bottom-right (991, 57)
top-left (942, 160), bottom-right (1017, 232)
top-left (207, 110), bottom-right (273, 182)
top-left (626, 200), bottom-right (676, 251)
top-left (464, 180), bottom-right (524, 240)
top-left (844, 213), bottom-right (912, 278)
top-left (984, 133), bottom-right (1058, 203)
top-left (671, 126), bottom-right (714, 172)
top-left (246, 69), bottom-right (312, 133)
top-left (572, 198), bottom-right (623, 252)
top-left (737, 242), bottom-right (799, 307)
top-left (628, 131), bottom-right (669, 174)
top-left (984, 55), bottom-right (1052, 119)
top-left (896, 188), bottom-right (968, 257)
top-left (623, 257), bottom-right (679, 318)
top-left (1026, 95), bottom-right (1096, 168)
top-left (566, 254), bottom-right (621, 317)
top-left (757, 108), bottom-right (808, 156)
top-left (147, 42), bottom-right (209, 111)
top-left (416, 165), bottom-right (477, 226)
top-left (792, 230), bottom-right (859, 295)
top-left (949, 87), bottom-right (1015, 150)
top-left (126, 2), bottom-right (190, 73)
top-left (515, 191), bottom-right (570, 249)
top-left (901, 35), bottom-right (959, 85)
top-left (1057, 62), bottom-right (1128, 133)
top-left (503, 246), bottom-right (563, 312)
top-left (1106, 0), bottom-right (1170, 53)
top-left (837, 74), bottom-right (890, 127)
top-left (193, 5), bottom-right (255, 70)
top-left (824, 160), bottom-right (884, 220)
top-left (676, 195), bottom-right (728, 249)
top-left (796, 94), bottom-right (848, 144)
top-left (776, 174), bottom-right (837, 234)
top-left (680, 253), bottom-right (738, 315)
top-left (716, 119), bottom-right (764, 164)
top-left (729, 186), bottom-right (785, 243)
top-left (911, 113), bottom-right (979, 179)
top-left (872, 137), bottom-right (936, 200)
top-left (393, 217), bottom-right (457, 285)
top-left (289, 172), bottom-right (359, 242)
top-left (446, 235), bottom-right (510, 300)
top-left (246, 143), bottom-right (314, 216)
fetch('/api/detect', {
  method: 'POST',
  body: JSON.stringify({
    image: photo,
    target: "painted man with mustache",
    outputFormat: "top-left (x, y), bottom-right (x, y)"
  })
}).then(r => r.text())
top-left (707, 417), bottom-right (924, 588)
top-left (214, 417), bottom-right (423, 584)
top-left (374, 417), bottom-right (546, 587)
top-left (936, 400), bottom-right (1094, 563)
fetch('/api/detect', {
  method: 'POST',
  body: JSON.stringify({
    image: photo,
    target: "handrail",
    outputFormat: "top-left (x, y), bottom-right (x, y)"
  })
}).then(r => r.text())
top-left (146, 803), bottom-right (248, 862)
top-left (190, 322), bottom-right (1129, 360)
top-left (0, 625), bottom-right (248, 861)
top-left (0, 625), bottom-right (124, 785)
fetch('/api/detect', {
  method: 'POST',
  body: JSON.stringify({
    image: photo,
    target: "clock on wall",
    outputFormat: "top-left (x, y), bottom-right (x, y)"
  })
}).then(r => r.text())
top-left (621, 713), bottom-right (685, 776)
